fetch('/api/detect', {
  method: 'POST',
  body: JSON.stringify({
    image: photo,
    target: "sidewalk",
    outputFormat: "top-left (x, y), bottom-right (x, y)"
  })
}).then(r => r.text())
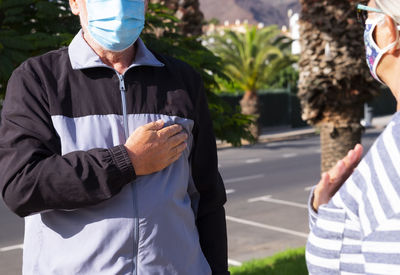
top-left (217, 114), bottom-right (394, 149)
top-left (369, 114), bottom-right (393, 130)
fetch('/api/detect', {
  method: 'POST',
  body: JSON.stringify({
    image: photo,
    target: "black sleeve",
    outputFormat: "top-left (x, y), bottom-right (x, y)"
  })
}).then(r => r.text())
top-left (191, 75), bottom-right (229, 275)
top-left (0, 67), bottom-right (135, 217)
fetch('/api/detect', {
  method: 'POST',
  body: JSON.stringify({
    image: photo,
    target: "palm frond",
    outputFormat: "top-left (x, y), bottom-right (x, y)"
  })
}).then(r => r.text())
top-left (209, 24), bottom-right (297, 93)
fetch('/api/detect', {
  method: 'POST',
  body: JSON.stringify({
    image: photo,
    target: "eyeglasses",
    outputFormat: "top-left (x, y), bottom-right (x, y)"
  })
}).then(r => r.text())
top-left (357, 4), bottom-right (384, 26)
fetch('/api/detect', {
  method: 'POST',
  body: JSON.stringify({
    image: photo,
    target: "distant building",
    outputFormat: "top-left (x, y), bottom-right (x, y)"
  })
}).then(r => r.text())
top-left (202, 19), bottom-right (269, 47)
top-left (289, 13), bottom-right (300, 55)
top-left (203, 19), bottom-right (264, 37)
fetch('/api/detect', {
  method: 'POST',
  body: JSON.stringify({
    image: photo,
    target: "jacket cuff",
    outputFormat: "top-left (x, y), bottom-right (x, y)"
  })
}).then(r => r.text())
top-left (108, 145), bottom-right (136, 182)
top-left (308, 186), bottom-right (319, 230)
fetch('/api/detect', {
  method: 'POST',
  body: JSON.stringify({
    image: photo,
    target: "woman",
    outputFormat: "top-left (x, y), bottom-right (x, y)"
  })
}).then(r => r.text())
top-left (307, 0), bottom-right (400, 274)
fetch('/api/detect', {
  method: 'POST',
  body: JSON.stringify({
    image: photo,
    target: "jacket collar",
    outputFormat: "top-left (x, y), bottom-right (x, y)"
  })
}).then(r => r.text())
top-left (68, 30), bottom-right (164, 70)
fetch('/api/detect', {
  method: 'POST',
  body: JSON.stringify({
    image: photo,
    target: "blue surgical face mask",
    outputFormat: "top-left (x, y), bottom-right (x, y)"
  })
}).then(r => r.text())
top-left (364, 14), bottom-right (399, 84)
top-left (86, 0), bottom-right (145, 52)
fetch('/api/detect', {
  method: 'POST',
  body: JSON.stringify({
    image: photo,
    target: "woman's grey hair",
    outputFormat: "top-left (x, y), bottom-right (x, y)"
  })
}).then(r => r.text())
top-left (376, 0), bottom-right (400, 24)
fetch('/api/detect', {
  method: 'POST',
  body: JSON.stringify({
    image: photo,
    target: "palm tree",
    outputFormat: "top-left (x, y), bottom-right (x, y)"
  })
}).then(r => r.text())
top-left (150, 0), bottom-right (204, 36)
top-left (298, 0), bottom-right (379, 172)
top-left (210, 25), bottom-right (296, 139)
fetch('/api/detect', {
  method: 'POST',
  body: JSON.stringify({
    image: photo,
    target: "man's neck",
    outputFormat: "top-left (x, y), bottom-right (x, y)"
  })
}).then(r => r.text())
top-left (82, 30), bottom-right (136, 75)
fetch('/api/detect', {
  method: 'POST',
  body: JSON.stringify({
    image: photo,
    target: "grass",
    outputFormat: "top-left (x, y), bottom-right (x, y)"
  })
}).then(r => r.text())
top-left (229, 247), bottom-right (307, 275)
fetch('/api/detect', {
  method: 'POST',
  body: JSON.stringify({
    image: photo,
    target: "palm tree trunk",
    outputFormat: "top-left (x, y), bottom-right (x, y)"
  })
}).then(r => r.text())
top-left (240, 91), bottom-right (260, 140)
top-left (298, 0), bottom-right (379, 173)
top-left (319, 105), bottom-right (363, 173)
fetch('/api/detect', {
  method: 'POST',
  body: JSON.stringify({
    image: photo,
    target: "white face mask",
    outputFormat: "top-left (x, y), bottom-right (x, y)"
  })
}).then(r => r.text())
top-left (364, 14), bottom-right (400, 84)
top-left (86, 0), bottom-right (145, 52)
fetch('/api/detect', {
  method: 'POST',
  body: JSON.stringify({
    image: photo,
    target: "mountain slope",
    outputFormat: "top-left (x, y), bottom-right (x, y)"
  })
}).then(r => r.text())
top-left (199, 0), bottom-right (300, 26)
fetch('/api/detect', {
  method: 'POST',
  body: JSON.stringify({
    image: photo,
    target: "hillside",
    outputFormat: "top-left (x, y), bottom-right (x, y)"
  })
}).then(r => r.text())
top-left (199, 0), bottom-right (300, 27)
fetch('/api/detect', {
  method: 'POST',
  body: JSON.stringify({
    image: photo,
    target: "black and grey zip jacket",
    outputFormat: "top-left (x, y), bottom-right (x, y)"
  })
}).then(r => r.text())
top-left (0, 30), bottom-right (229, 275)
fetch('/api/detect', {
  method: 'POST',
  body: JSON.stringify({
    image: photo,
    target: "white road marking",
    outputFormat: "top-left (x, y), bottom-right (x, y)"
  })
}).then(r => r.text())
top-left (245, 158), bottom-right (262, 164)
top-left (226, 216), bottom-right (308, 238)
top-left (304, 186), bottom-right (314, 191)
top-left (0, 244), bottom-right (23, 252)
top-left (283, 153), bottom-right (298, 158)
top-left (248, 195), bottom-right (308, 209)
top-left (226, 189), bottom-right (236, 194)
top-left (228, 258), bottom-right (242, 266)
top-left (224, 174), bottom-right (265, 184)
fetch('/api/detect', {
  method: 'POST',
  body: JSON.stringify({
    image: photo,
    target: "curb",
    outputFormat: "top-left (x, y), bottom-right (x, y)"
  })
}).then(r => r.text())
top-left (216, 116), bottom-right (392, 150)
top-left (217, 128), bottom-right (317, 149)
top-left (258, 130), bottom-right (317, 144)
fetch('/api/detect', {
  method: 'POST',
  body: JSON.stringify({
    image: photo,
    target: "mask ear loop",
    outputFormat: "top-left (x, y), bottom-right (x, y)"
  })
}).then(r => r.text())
top-left (369, 16), bottom-right (400, 84)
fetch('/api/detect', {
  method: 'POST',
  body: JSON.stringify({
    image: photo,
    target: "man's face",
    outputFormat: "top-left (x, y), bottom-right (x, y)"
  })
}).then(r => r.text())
top-left (69, 0), bottom-right (149, 29)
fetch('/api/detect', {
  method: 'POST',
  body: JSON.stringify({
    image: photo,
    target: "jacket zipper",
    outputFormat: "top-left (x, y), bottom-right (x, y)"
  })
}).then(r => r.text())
top-left (117, 73), bottom-right (139, 275)
top-left (118, 74), bottom-right (129, 139)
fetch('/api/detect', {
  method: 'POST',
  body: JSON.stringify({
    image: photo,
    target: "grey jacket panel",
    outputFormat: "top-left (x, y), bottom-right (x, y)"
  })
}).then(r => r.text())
top-left (23, 185), bottom-right (135, 274)
top-left (22, 113), bottom-right (210, 275)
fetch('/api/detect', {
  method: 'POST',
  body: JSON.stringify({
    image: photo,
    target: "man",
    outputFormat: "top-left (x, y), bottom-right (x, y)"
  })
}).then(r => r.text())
top-left (0, 0), bottom-right (229, 274)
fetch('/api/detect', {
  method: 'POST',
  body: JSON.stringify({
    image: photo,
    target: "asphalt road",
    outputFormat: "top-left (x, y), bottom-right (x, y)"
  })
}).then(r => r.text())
top-left (221, 129), bottom-right (380, 265)
top-left (0, 128), bottom-right (382, 273)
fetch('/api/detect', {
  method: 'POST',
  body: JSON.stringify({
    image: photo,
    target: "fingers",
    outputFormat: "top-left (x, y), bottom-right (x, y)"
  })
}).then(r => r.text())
top-left (314, 145), bottom-right (363, 213)
top-left (168, 142), bottom-right (187, 162)
top-left (327, 144), bottom-right (363, 192)
top-left (158, 124), bottom-right (184, 138)
top-left (332, 160), bottom-right (348, 192)
top-left (353, 144), bottom-right (363, 165)
top-left (318, 172), bottom-right (330, 189)
top-left (162, 143), bottom-right (187, 169)
top-left (328, 158), bottom-right (344, 183)
top-left (313, 172), bottom-right (330, 211)
top-left (326, 159), bottom-right (348, 198)
top-left (166, 131), bottom-right (188, 148)
top-left (344, 149), bottom-right (356, 168)
top-left (342, 144), bottom-right (363, 171)
top-left (143, 120), bottom-right (164, 131)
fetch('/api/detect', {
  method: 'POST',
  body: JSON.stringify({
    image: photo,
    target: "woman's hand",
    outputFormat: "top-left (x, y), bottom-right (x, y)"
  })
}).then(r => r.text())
top-left (312, 144), bottom-right (363, 212)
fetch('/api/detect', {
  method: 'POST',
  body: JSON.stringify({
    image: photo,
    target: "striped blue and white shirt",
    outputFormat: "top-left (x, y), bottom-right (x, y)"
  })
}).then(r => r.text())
top-left (306, 111), bottom-right (400, 275)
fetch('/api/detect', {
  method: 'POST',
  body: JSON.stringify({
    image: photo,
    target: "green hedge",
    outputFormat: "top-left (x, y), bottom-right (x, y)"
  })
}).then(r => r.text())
top-left (220, 93), bottom-right (308, 128)
top-left (229, 247), bottom-right (307, 275)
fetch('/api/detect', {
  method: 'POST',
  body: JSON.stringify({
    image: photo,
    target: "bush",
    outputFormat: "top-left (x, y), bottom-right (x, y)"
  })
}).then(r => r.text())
top-left (229, 247), bottom-right (307, 275)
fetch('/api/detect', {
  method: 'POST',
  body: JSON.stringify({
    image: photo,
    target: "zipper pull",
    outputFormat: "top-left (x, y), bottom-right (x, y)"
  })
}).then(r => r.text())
top-left (118, 74), bottom-right (126, 92)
